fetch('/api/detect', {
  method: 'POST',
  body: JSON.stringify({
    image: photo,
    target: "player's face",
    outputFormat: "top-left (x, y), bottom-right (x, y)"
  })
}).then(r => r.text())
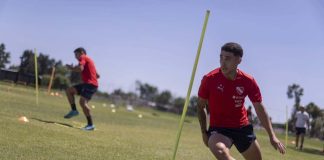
top-left (74, 52), bottom-right (82, 60)
top-left (300, 107), bottom-right (305, 112)
top-left (219, 51), bottom-right (241, 75)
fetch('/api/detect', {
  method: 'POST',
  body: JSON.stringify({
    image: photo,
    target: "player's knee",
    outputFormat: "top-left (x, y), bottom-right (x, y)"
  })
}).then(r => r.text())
top-left (210, 142), bottom-right (228, 157)
top-left (215, 143), bottom-right (227, 154)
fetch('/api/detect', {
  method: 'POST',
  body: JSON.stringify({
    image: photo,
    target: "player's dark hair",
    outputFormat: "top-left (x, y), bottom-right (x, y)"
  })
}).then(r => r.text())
top-left (74, 47), bottom-right (87, 55)
top-left (221, 42), bottom-right (243, 57)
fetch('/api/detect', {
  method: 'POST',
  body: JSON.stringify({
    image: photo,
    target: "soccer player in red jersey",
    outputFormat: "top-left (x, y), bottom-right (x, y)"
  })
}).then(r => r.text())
top-left (64, 47), bottom-right (99, 131)
top-left (197, 42), bottom-right (286, 159)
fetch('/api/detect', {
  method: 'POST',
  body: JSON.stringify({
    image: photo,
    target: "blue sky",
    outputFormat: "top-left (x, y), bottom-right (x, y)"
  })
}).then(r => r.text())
top-left (0, 0), bottom-right (323, 123)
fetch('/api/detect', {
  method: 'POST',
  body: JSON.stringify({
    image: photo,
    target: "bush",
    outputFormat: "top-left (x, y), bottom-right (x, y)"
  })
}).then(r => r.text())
top-left (41, 74), bottom-right (51, 87)
top-left (53, 74), bottom-right (70, 90)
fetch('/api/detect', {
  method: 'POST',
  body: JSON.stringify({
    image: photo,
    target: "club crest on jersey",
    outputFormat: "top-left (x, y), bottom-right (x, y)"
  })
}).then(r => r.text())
top-left (236, 86), bottom-right (244, 95)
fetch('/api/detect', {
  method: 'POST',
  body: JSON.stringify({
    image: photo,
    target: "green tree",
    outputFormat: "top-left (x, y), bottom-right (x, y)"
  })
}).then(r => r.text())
top-left (19, 50), bottom-right (36, 74)
top-left (312, 116), bottom-right (324, 139)
top-left (52, 74), bottom-right (70, 90)
top-left (188, 96), bottom-right (199, 116)
top-left (287, 83), bottom-right (304, 131)
top-left (19, 50), bottom-right (63, 75)
top-left (55, 63), bottom-right (68, 76)
top-left (135, 80), bottom-right (158, 101)
top-left (306, 102), bottom-right (323, 120)
top-left (38, 53), bottom-right (56, 75)
top-left (173, 97), bottom-right (185, 114)
top-left (155, 90), bottom-right (172, 106)
top-left (0, 43), bottom-right (11, 69)
top-left (305, 102), bottom-right (323, 137)
top-left (8, 65), bottom-right (19, 70)
top-left (287, 84), bottom-right (304, 110)
top-left (111, 89), bottom-right (127, 98)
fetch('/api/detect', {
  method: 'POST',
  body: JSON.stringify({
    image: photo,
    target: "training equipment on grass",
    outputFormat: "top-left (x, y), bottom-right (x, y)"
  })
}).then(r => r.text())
top-left (18, 116), bottom-right (29, 123)
top-left (34, 48), bottom-right (39, 106)
top-left (172, 10), bottom-right (210, 160)
top-left (126, 105), bottom-right (134, 112)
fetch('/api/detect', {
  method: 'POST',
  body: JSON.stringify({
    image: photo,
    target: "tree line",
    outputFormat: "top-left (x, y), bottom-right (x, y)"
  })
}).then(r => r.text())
top-left (0, 43), bottom-right (81, 89)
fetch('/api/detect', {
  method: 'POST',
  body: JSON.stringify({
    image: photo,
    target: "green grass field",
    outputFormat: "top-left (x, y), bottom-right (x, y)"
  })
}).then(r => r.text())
top-left (0, 82), bottom-right (323, 160)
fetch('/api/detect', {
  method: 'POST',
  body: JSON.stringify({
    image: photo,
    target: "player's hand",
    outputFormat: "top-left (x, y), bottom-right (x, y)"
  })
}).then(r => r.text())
top-left (270, 136), bottom-right (286, 154)
top-left (96, 73), bottom-right (100, 79)
top-left (202, 131), bottom-right (209, 147)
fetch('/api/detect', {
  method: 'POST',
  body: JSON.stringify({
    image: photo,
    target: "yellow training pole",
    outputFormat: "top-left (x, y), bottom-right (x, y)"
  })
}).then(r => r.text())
top-left (34, 48), bottom-right (39, 105)
top-left (47, 66), bottom-right (55, 94)
top-left (172, 10), bottom-right (210, 160)
top-left (285, 105), bottom-right (288, 147)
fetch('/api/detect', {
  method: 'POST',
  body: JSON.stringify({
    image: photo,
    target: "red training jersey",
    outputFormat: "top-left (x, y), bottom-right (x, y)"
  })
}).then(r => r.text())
top-left (79, 54), bottom-right (98, 87)
top-left (198, 68), bottom-right (262, 128)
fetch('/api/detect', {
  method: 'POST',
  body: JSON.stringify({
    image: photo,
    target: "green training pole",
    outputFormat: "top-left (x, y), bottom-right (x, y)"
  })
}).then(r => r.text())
top-left (285, 106), bottom-right (288, 146)
top-left (172, 10), bottom-right (210, 160)
top-left (34, 48), bottom-right (39, 106)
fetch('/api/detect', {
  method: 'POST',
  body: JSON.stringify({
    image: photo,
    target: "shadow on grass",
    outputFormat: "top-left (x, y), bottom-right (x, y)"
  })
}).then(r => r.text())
top-left (31, 117), bottom-right (81, 130)
top-left (288, 146), bottom-right (324, 156)
top-left (302, 147), bottom-right (324, 156)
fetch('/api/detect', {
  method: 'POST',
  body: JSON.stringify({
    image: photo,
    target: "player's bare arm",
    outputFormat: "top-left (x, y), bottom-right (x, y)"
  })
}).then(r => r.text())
top-left (197, 97), bottom-right (209, 147)
top-left (253, 102), bottom-right (286, 154)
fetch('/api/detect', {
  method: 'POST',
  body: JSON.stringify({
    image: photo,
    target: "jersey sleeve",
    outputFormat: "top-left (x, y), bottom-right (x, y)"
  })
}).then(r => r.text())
top-left (198, 76), bottom-right (209, 100)
top-left (247, 78), bottom-right (262, 103)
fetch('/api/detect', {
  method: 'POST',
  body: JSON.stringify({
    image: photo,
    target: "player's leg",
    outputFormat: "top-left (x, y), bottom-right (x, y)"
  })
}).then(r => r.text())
top-left (299, 128), bottom-right (306, 150)
top-left (79, 84), bottom-right (97, 130)
top-left (64, 85), bottom-right (80, 118)
top-left (295, 128), bottom-right (300, 149)
top-left (208, 133), bottom-right (235, 160)
top-left (66, 86), bottom-right (77, 105)
top-left (230, 124), bottom-right (260, 160)
top-left (300, 134), bottom-right (305, 150)
top-left (79, 96), bottom-right (94, 130)
top-left (241, 140), bottom-right (262, 160)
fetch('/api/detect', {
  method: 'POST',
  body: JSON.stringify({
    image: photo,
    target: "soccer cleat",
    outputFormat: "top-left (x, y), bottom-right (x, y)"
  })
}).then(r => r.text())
top-left (82, 125), bottom-right (95, 131)
top-left (64, 110), bottom-right (79, 119)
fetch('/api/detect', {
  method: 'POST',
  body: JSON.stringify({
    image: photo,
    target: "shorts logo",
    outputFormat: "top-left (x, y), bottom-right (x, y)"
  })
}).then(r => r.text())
top-left (236, 86), bottom-right (244, 95)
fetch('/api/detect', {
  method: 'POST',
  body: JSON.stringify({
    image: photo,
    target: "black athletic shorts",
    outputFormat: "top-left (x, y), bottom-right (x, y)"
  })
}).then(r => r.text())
top-left (73, 83), bottom-right (97, 100)
top-left (207, 124), bottom-right (256, 153)
top-left (295, 127), bottom-right (306, 135)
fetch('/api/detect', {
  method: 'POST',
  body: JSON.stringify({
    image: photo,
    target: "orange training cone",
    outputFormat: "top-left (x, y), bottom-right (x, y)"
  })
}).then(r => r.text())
top-left (18, 116), bottom-right (29, 123)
